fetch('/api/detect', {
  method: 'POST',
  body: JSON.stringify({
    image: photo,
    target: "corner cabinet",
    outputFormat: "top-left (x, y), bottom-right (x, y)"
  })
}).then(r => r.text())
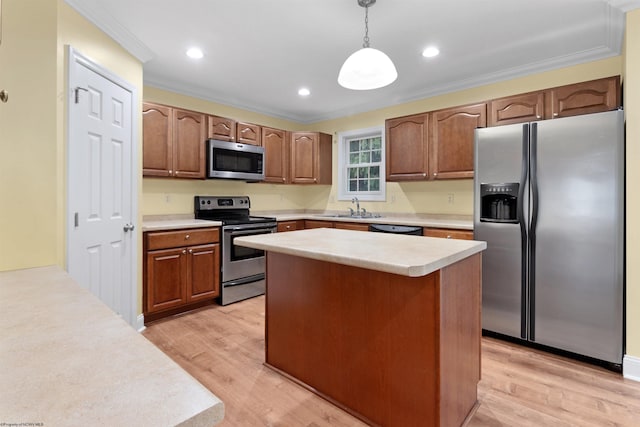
top-left (143, 102), bottom-right (206, 179)
top-left (489, 76), bottom-right (621, 126)
top-left (386, 103), bottom-right (485, 181)
top-left (290, 132), bottom-right (332, 184)
top-left (262, 127), bottom-right (290, 184)
top-left (144, 227), bottom-right (220, 324)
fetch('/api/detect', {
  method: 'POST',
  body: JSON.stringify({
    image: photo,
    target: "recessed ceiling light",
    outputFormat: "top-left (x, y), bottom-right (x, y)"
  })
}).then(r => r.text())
top-left (422, 46), bottom-right (440, 58)
top-left (298, 88), bottom-right (311, 96)
top-left (186, 47), bottom-right (204, 59)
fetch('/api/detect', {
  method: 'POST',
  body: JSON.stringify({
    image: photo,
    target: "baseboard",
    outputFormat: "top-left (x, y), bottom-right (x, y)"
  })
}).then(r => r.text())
top-left (623, 354), bottom-right (640, 382)
top-left (136, 314), bottom-right (146, 332)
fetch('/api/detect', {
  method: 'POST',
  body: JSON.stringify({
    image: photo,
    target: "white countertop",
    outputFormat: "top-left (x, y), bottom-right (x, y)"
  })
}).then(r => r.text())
top-left (142, 218), bottom-right (221, 231)
top-left (235, 228), bottom-right (486, 277)
top-left (264, 212), bottom-right (473, 230)
top-left (141, 212), bottom-right (472, 232)
top-left (0, 266), bottom-right (224, 427)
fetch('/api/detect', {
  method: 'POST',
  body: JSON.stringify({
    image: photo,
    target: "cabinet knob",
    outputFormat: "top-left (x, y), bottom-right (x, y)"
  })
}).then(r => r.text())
top-left (188, 249), bottom-right (193, 254)
top-left (185, 234), bottom-right (190, 240)
top-left (182, 249), bottom-right (187, 254)
top-left (433, 173), bottom-right (437, 177)
top-left (536, 115), bottom-right (541, 119)
top-left (553, 113), bottom-right (559, 117)
top-left (286, 225), bottom-right (291, 229)
top-left (446, 235), bottom-right (452, 239)
top-left (282, 178), bottom-right (285, 182)
top-left (169, 170), bottom-right (173, 175)
top-left (175, 171), bottom-right (179, 175)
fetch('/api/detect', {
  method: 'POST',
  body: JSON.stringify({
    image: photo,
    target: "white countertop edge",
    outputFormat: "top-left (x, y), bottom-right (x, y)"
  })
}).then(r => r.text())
top-left (142, 219), bottom-right (222, 231)
top-left (235, 229), bottom-right (486, 277)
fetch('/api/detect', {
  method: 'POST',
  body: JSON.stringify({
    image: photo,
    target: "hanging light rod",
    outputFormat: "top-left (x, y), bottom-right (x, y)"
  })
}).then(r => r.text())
top-left (338, 0), bottom-right (398, 91)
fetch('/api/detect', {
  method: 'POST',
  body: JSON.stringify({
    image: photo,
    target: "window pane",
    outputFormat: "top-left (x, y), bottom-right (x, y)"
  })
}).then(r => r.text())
top-left (371, 137), bottom-right (381, 150)
top-left (371, 150), bottom-right (381, 162)
top-left (358, 167), bottom-right (368, 178)
top-left (359, 180), bottom-right (369, 191)
top-left (349, 140), bottom-right (359, 152)
top-left (349, 153), bottom-right (359, 164)
top-left (370, 179), bottom-right (379, 191)
top-left (349, 180), bottom-right (358, 191)
top-left (349, 167), bottom-right (357, 179)
top-left (360, 139), bottom-right (370, 151)
top-left (360, 152), bottom-right (371, 163)
top-left (370, 166), bottom-right (380, 178)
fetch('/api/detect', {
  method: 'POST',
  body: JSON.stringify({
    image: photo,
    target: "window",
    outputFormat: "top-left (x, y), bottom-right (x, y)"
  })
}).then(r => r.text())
top-left (337, 126), bottom-right (386, 201)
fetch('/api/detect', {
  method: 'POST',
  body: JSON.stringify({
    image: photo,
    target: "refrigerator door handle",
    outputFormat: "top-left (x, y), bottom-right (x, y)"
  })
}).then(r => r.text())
top-left (529, 123), bottom-right (539, 340)
top-left (519, 124), bottom-right (529, 339)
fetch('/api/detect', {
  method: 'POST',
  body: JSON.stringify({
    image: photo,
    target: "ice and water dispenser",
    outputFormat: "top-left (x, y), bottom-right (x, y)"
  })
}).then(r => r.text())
top-left (480, 183), bottom-right (519, 223)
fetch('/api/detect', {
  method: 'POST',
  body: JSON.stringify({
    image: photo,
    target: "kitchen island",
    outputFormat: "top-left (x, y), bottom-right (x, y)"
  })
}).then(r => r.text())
top-left (235, 228), bottom-right (486, 427)
top-left (0, 266), bottom-right (224, 426)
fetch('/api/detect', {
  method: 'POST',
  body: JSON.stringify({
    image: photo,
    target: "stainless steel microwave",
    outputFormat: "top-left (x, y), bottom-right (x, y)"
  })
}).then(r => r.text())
top-left (207, 139), bottom-right (265, 181)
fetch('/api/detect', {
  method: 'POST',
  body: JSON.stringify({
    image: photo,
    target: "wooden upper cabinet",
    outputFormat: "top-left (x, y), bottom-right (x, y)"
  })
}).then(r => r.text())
top-left (431, 103), bottom-right (486, 180)
top-left (207, 115), bottom-right (236, 141)
top-left (236, 122), bottom-right (261, 146)
top-left (143, 103), bottom-right (205, 179)
top-left (290, 132), bottom-right (332, 184)
top-left (262, 127), bottom-right (289, 184)
top-left (385, 113), bottom-right (429, 181)
top-left (173, 108), bottom-right (206, 179)
top-left (143, 103), bottom-right (173, 177)
top-left (547, 76), bottom-right (620, 119)
top-left (489, 92), bottom-right (545, 126)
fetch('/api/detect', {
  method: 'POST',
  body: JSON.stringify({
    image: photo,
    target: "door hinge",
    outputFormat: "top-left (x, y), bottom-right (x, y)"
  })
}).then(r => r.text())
top-left (74, 87), bottom-right (88, 104)
top-left (74, 212), bottom-right (79, 228)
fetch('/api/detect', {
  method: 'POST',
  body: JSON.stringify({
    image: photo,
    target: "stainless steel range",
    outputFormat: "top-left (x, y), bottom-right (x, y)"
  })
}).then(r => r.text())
top-left (194, 196), bottom-right (277, 305)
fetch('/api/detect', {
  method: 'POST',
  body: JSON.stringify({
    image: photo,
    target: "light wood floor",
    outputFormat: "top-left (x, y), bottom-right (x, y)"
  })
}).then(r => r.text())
top-left (142, 296), bottom-right (640, 426)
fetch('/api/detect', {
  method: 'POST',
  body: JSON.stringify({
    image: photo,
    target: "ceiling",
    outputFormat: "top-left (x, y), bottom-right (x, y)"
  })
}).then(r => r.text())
top-left (65, 0), bottom-right (636, 124)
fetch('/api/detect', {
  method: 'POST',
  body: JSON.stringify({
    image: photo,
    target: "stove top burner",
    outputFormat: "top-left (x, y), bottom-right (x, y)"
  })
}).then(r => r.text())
top-left (194, 196), bottom-right (276, 226)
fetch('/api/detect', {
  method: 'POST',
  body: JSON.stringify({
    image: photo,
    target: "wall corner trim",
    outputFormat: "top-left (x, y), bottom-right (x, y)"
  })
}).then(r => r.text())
top-left (136, 314), bottom-right (146, 332)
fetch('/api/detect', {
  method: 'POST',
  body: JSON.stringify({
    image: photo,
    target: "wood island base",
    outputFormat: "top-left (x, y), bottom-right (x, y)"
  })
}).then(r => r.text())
top-left (264, 252), bottom-right (482, 427)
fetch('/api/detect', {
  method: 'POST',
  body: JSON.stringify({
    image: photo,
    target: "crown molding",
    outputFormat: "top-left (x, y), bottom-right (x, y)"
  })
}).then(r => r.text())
top-left (608, 0), bottom-right (640, 12)
top-left (64, 0), bottom-right (154, 63)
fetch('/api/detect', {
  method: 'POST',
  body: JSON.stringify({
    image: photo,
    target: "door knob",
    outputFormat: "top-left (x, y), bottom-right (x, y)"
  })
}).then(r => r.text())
top-left (123, 223), bottom-right (135, 232)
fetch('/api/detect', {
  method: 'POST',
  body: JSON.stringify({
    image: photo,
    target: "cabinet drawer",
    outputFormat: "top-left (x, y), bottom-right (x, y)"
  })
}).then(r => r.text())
top-left (423, 228), bottom-right (473, 240)
top-left (277, 220), bottom-right (303, 232)
top-left (146, 228), bottom-right (219, 250)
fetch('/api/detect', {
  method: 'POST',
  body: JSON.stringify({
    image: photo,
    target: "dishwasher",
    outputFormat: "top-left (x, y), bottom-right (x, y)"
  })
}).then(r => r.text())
top-left (368, 223), bottom-right (423, 235)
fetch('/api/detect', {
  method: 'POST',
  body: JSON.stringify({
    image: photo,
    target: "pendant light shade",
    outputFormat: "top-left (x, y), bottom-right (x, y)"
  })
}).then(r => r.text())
top-left (338, 47), bottom-right (397, 90)
top-left (338, 0), bottom-right (397, 90)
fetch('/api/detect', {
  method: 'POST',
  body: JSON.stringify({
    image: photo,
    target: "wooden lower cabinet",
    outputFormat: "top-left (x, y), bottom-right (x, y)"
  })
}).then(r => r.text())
top-left (144, 227), bottom-right (220, 323)
top-left (423, 227), bottom-right (473, 240)
top-left (304, 220), bottom-right (334, 229)
top-left (277, 220), bottom-right (305, 232)
top-left (334, 222), bottom-right (369, 231)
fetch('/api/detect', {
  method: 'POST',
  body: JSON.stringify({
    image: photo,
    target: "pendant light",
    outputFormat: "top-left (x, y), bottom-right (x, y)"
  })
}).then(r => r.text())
top-left (338, 0), bottom-right (397, 90)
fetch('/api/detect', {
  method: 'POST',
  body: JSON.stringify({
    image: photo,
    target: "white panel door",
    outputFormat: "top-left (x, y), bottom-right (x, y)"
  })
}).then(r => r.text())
top-left (67, 48), bottom-right (136, 327)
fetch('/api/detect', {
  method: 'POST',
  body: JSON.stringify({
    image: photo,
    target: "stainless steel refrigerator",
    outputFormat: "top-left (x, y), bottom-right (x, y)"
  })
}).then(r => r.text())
top-left (473, 110), bottom-right (624, 365)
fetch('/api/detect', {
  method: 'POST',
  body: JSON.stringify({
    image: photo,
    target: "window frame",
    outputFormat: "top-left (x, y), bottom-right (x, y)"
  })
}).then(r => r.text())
top-left (337, 126), bottom-right (386, 202)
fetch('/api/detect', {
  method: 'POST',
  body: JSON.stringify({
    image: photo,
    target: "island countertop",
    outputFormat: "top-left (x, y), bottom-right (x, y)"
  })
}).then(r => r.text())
top-left (235, 228), bottom-right (486, 277)
top-left (0, 266), bottom-right (224, 427)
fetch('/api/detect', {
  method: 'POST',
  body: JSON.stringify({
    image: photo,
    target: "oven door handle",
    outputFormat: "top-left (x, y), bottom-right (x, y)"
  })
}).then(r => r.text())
top-left (224, 227), bottom-right (276, 235)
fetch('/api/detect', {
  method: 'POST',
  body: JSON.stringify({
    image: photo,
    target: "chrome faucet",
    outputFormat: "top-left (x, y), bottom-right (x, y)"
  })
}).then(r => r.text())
top-left (351, 197), bottom-right (360, 216)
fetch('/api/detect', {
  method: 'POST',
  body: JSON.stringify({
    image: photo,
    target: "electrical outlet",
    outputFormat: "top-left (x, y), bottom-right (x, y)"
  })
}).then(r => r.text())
top-left (447, 193), bottom-right (455, 204)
